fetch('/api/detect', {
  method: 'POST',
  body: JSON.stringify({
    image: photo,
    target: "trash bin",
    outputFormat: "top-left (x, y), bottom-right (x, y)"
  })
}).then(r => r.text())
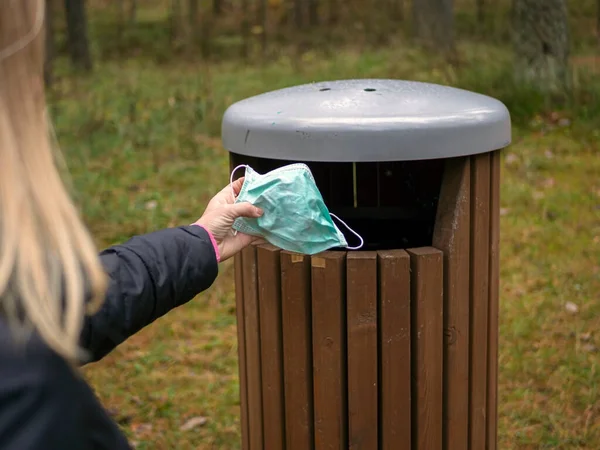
top-left (221, 79), bottom-right (510, 450)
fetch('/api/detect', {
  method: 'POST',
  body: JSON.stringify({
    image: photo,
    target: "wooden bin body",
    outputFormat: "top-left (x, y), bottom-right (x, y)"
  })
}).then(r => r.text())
top-left (230, 151), bottom-right (500, 450)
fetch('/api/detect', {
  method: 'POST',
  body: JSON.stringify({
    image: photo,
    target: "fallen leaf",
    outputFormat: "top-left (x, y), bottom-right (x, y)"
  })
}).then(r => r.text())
top-left (532, 191), bottom-right (544, 200)
top-left (544, 150), bottom-right (554, 159)
top-left (505, 153), bottom-right (518, 165)
top-left (131, 423), bottom-right (153, 436)
top-left (145, 200), bottom-right (158, 210)
top-left (580, 332), bottom-right (592, 342)
top-left (565, 302), bottom-right (579, 314)
top-left (558, 118), bottom-right (571, 127)
top-left (583, 343), bottom-right (597, 353)
top-left (180, 416), bottom-right (208, 431)
top-left (500, 208), bottom-right (510, 216)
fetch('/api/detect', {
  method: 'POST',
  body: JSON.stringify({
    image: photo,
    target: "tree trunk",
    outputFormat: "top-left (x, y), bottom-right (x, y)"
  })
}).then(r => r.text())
top-left (213, 0), bottom-right (222, 15)
top-left (328, 0), bottom-right (338, 25)
top-left (117, 0), bottom-right (125, 43)
top-left (129, 0), bottom-right (137, 23)
top-left (391, 0), bottom-right (404, 21)
top-left (513, 0), bottom-right (570, 92)
top-left (412, 0), bottom-right (454, 55)
top-left (64, 0), bottom-right (93, 71)
top-left (257, 0), bottom-right (267, 52)
top-left (294, 0), bottom-right (304, 28)
top-left (170, 0), bottom-right (183, 43)
top-left (189, 0), bottom-right (199, 37)
top-left (240, 0), bottom-right (249, 57)
top-left (44, 0), bottom-right (55, 86)
top-left (597, 0), bottom-right (600, 45)
top-left (476, 0), bottom-right (484, 24)
top-left (308, 0), bottom-right (318, 26)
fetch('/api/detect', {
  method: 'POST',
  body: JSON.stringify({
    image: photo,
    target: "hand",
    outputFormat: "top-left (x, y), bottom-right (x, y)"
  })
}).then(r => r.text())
top-left (194, 177), bottom-right (263, 262)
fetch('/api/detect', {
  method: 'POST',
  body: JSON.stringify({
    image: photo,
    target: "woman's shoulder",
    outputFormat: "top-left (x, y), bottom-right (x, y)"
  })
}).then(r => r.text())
top-left (0, 315), bottom-right (133, 449)
top-left (0, 314), bottom-right (66, 368)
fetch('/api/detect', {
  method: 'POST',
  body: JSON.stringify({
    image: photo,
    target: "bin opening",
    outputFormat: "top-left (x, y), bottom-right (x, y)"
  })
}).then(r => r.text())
top-left (229, 154), bottom-right (444, 251)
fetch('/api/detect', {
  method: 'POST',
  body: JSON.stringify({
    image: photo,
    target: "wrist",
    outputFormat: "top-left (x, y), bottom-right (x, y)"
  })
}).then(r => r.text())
top-left (191, 223), bottom-right (221, 263)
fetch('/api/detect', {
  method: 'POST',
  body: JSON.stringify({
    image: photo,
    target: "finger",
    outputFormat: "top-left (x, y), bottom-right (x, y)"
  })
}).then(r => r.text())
top-left (229, 177), bottom-right (245, 196)
top-left (227, 202), bottom-right (263, 219)
top-left (251, 237), bottom-right (268, 246)
top-left (218, 177), bottom-right (246, 204)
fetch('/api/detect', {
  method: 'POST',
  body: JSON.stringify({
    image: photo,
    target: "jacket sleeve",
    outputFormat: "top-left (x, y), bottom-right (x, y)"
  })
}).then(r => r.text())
top-left (79, 225), bottom-right (219, 364)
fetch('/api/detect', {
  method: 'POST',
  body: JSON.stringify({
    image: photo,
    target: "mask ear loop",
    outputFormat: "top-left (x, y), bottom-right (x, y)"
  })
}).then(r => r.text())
top-left (229, 164), bottom-right (249, 237)
top-left (230, 164), bottom-right (249, 202)
top-left (330, 213), bottom-right (364, 250)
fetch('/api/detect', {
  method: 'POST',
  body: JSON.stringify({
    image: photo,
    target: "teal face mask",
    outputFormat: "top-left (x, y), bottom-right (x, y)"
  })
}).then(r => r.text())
top-left (230, 163), bottom-right (363, 255)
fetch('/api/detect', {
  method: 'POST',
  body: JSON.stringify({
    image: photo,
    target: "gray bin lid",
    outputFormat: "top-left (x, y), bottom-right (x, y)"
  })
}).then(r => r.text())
top-left (222, 79), bottom-right (511, 162)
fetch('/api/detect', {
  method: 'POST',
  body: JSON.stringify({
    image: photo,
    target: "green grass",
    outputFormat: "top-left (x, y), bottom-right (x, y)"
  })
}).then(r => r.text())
top-left (48, 39), bottom-right (600, 449)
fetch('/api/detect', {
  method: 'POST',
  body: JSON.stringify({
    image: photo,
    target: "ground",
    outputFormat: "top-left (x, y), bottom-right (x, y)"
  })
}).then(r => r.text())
top-left (49, 43), bottom-right (600, 449)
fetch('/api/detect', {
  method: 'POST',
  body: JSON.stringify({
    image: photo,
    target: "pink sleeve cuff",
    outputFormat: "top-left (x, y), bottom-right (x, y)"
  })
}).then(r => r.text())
top-left (192, 224), bottom-right (221, 263)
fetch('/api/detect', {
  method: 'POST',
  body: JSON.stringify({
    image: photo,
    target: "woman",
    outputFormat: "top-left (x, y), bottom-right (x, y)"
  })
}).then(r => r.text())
top-left (0, 1), bottom-right (262, 448)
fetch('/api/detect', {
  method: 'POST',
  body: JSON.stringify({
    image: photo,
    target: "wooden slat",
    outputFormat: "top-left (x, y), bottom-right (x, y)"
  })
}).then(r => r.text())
top-left (469, 153), bottom-right (491, 450)
top-left (347, 252), bottom-right (378, 450)
top-left (487, 151), bottom-right (501, 450)
top-left (311, 252), bottom-right (348, 450)
top-left (241, 245), bottom-right (264, 450)
top-left (432, 157), bottom-right (471, 450)
top-left (234, 254), bottom-right (250, 450)
top-left (257, 245), bottom-right (285, 450)
top-left (407, 247), bottom-right (444, 450)
top-left (378, 250), bottom-right (411, 450)
top-left (355, 163), bottom-right (379, 207)
top-left (281, 251), bottom-right (314, 450)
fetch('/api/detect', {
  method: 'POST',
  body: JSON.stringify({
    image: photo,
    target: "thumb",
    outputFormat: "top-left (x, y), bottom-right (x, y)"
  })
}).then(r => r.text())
top-left (228, 202), bottom-right (263, 220)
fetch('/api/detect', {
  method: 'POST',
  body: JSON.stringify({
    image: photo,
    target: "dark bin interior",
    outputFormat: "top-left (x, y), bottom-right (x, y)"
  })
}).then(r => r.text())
top-left (230, 153), bottom-right (445, 251)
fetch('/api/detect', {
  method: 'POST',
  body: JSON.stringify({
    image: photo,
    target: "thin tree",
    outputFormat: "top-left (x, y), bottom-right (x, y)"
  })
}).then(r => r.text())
top-left (308, 0), bottom-right (318, 26)
top-left (597, 0), bottom-right (600, 45)
top-left (294, 0), bottom-right (304, 28)
top-left (191, 0), bottom-right (213, 58)
top-left (476, 0), bottom-right (484, 25)
top-left (129, 0), bottom-right (137, 23)
top-left (189, 0), bottom-right (199, 39)
top-left (412, 0), bottom-right (455, 56)
top-left (241, 0), bottom-right (249, 58)
top-left (213, 0), bottom-right (222, 15)
top-left (169, 0), bottom-right (183, 43)
top-left (64, 0), bottom-right (93, 71)
top-left (390, 0), bottom-right (404, 21)
top-left (328, 0), bottom-right (338, 25)
top-left (257, 0), bottom-right (267, 53)
top-left (513, 0), bottom-right (570, 92)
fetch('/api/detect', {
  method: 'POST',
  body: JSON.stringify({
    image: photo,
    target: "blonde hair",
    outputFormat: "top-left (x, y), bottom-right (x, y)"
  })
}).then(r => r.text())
top-left (0, 0), bottom-right (106, 361)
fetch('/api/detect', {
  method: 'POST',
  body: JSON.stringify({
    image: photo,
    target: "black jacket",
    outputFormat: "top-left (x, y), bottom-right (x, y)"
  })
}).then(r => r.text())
top-left (0, 226), bottom-right (219, 449)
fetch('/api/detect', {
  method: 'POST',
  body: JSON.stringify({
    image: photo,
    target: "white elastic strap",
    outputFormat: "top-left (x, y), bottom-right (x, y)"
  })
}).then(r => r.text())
top-left (330, 213), bottom-right (364, 250)
top-left (229, 164), bottom-right (249, 202)
top-left (229, 164), bottom-right (249, 237)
